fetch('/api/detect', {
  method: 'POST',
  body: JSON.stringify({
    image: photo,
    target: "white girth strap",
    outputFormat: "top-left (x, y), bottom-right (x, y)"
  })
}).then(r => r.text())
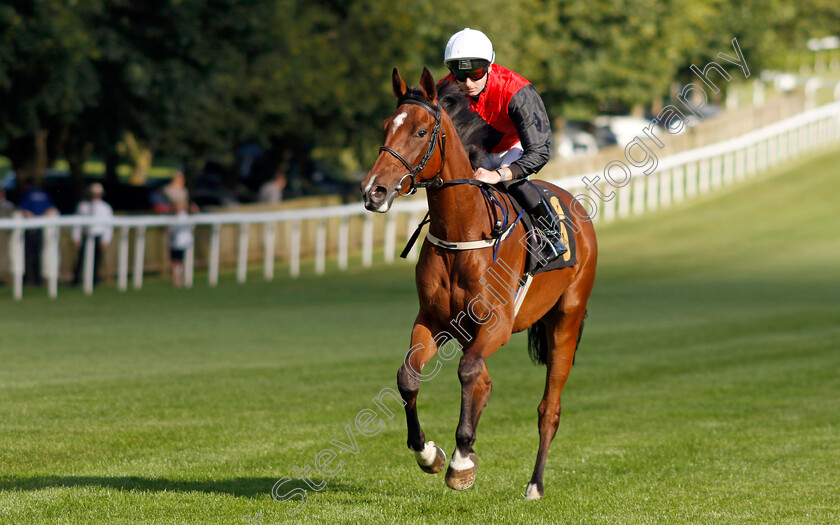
top-left (425, 223), bottom-right (517, 251)
top-left (513, 273), bottom-right (534, 317)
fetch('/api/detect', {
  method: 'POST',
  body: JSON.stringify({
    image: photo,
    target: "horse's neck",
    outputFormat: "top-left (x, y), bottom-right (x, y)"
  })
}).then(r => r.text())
top-left (426, 138), bottom-right (489, 242)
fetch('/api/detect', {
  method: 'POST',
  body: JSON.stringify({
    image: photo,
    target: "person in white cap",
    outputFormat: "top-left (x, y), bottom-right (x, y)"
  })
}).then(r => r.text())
top-left (72, 182), bottom-right (114, 286)
top-left (440, 28), bottom-right (567, 262)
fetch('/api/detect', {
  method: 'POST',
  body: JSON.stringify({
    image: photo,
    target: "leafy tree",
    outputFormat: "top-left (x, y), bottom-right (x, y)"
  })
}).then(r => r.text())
top-left (0, 0), bottom-right (100, 187)
top-left (0, 0), bottom-right (834, 196)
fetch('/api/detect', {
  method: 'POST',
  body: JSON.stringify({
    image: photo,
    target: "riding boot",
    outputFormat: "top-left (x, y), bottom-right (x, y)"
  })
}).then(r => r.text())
top-left (529, 199), bottom-right (568, 264)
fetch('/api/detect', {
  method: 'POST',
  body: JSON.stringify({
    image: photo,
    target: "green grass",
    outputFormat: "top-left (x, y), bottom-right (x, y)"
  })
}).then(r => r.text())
top-left (1, 149), bottom-right (839, 524)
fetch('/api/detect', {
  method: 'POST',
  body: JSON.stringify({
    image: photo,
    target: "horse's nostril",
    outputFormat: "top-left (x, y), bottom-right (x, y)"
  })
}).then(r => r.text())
top-left (371, 186), bottom-right (387, 203)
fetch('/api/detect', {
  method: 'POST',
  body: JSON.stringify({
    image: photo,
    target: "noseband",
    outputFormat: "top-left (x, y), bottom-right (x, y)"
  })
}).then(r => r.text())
top-left (379, 98), bottom-right (447, 196)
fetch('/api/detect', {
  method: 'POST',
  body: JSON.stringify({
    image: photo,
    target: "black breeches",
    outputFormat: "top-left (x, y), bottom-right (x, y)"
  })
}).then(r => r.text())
top-left (24, 230), bottom-right (43, 285)
top-left (73, 236), bottom-right (104, 284)
top-left (502, 177), bottom-right (544, 212)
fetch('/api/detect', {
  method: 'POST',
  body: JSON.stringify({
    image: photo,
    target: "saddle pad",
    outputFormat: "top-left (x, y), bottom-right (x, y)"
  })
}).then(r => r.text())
top-left (508, 184), bottom-right (578, 276)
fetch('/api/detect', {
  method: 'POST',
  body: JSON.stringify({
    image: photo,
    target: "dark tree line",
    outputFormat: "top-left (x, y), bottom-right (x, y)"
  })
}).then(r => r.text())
top-left (0, 0), bottom-right (836, 195)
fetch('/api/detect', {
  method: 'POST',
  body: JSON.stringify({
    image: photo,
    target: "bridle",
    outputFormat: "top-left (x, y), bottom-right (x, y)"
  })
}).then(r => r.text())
top-left (378, 96), bottom-right (523, 261)
top-left (379, 97), bottom-right (447, 196)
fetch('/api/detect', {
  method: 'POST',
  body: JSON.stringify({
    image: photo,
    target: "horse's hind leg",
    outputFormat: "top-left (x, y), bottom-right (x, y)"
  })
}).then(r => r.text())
top-left (397, 311), bottom-right (446, 474)
top-left (526, 306), bottom-right (587, 500)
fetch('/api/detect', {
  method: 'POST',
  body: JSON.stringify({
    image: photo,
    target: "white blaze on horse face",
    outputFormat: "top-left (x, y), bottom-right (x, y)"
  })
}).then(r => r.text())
top-left (364, 175), bottom-right (377, 194)
top-left (391, 112), bottom-right (408, 135)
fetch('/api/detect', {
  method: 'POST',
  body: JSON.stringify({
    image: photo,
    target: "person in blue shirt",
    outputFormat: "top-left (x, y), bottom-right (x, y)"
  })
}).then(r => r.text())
top-left (19, 181), bottom-right (58, 286)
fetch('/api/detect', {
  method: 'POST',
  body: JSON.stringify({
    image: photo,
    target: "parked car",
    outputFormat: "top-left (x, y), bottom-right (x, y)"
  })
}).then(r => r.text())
top-left (593, 115), bottom-right (667, 148)
top-left (592, 125), bottom-right (618, 149)
top-left (555, 123), bottom-right (599, 158)
top-left (191, 171), bottom-right (243, 209)
top-left (649, 99), bottom-right (724, 135)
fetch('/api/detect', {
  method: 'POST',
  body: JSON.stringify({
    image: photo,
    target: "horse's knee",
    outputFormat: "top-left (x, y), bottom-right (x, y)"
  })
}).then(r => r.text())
top-left (397, 365), bottom-right (419, 400)
top-left (457, 354), bottom-right (484, 385)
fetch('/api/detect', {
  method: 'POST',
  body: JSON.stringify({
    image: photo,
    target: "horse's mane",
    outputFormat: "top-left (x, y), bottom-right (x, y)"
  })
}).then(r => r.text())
top-left (398, 82), bottom-right (491, 169)
top-left (437, 81), bottom-right (490, 169)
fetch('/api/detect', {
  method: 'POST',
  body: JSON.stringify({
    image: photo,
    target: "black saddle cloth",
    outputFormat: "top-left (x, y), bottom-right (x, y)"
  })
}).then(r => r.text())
top-left (498, 183), bottom-right (579, 276)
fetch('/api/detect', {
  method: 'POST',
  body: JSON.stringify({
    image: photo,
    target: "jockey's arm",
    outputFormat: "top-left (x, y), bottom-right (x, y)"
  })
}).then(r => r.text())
top-left (506, 85), bottom-right (552, 179)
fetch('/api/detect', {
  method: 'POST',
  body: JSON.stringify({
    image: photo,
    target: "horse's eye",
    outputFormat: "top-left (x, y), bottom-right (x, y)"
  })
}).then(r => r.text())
top-left (418, 130), bottom-right (428, 137)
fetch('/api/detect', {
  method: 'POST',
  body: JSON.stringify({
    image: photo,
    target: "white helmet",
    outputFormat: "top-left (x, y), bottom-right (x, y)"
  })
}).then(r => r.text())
top-left (444, 28), bottom-right (495, 69)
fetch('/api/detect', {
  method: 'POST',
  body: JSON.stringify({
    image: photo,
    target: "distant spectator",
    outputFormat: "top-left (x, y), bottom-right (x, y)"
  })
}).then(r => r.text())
top-left (258, 170), bottom-right (287, 204)
top-left (149, 188), bottom-right (172, 214)
top-left (163, 170), bottom-right (189, 209)
top-left (0, 188), bottom-right (13, 215)
top-left (0, 188), bottom-right (14, 284)
top-left (168, 200), bottom-right (193, 288)
top-left (19, 181), bottom-right (58, 286)
top-left (72, 183), bottom-right (113, 286)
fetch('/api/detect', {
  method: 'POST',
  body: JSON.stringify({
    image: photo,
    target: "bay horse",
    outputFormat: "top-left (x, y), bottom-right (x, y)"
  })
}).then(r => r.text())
top-left (361, 68), bottom-right (597, 500)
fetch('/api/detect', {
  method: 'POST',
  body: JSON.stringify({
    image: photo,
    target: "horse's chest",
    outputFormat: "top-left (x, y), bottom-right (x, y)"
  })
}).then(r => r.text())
top-left (417, 270), bottom-right (481, 322)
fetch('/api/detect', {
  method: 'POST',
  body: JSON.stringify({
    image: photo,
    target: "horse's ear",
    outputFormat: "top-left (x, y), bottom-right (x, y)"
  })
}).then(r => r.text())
top-left (392, 68), bottom-right (408, 99)
top-left (419, 67), bottom-right (437, 104)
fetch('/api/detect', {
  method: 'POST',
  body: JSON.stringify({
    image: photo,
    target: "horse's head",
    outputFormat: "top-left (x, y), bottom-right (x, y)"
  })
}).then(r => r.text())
top-left (362, 67), bottom-right (444, 212)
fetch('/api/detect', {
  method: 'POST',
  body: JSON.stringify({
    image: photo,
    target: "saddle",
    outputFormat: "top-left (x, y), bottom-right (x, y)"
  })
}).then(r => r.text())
top-left (400, 181), bottom-right (578, 277)
top-left (498, 184), bottom-right (578, 277)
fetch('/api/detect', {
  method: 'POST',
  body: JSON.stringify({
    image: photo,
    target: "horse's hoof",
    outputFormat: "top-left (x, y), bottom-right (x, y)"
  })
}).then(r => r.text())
top-left (445, 465), bottom-right (475, 491)
top-left (415, 441), bottom-right (446, 474)
top-left (524, 481), bottom-right (544, 500)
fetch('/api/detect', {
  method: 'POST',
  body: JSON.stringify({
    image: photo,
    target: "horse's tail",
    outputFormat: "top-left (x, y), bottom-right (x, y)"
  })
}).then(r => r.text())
top-left (528, 309), bottom-right (588, 366)
top-left (527, 321), bottom-right (548, 365)
top-left (573, 309), bottom-right (588, 365)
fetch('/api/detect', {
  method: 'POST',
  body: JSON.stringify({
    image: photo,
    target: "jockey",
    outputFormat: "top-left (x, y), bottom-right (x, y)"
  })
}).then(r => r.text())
top-left (440, 28), bottom-right (568, 262)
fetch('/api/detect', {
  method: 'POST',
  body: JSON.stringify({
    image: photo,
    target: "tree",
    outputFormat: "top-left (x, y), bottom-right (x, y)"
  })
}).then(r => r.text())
top-left (0, 0), bottom-right (101, 187)
top-left (0, 0), bottom-right (833, 196)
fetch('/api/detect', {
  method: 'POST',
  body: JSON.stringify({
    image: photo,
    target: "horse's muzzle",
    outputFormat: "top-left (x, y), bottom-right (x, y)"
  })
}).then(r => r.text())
top-left (362, 183), bottom-right (392, 212)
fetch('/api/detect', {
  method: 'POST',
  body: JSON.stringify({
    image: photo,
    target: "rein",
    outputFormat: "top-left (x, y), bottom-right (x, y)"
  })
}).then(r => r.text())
top-left (399, 177), bottom-right (521, 261)
top-left (380, 97), bottom-right (516, 260)
top-left (379, 98), bottom-right (447, 196)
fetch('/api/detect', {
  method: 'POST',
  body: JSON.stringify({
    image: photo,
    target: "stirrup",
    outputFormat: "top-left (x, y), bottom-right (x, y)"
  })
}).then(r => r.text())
top-left (528, 198), bottom-right (569, 265)
top-left (529, 228), bottom-right (567, 268)
top-left (539, 229), bottom-right (568, 260)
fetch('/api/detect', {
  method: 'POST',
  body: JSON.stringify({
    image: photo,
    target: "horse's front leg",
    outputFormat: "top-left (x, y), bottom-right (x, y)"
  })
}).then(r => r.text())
top-left (467, 361), bottom-right (492, 466)
top-left (445, 350), bottom-right (490, 490)
top-left (397, 311), bottom-right (446, 474)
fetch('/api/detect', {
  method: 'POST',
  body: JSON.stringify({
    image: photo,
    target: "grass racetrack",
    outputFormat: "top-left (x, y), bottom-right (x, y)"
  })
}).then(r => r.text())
top-left (1, 149), bottom-right (838, 524)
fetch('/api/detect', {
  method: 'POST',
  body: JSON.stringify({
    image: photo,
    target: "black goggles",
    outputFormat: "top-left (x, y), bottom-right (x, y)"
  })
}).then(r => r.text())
top-left (449, 65), bottom-right (489, 82)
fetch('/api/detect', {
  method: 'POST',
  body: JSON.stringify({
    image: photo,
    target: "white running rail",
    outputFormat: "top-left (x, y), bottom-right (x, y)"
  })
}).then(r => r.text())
top-left (2, 100), bottom-right (839, 300)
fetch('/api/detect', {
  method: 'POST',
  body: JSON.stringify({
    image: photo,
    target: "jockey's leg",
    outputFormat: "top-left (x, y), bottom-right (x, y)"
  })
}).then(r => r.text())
top-left (504, 178), bottom-right (568, 264)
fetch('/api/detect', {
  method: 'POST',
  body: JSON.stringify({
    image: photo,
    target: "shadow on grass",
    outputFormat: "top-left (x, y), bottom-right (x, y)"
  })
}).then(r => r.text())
top-left (0, 476), bottom-right (360, 499)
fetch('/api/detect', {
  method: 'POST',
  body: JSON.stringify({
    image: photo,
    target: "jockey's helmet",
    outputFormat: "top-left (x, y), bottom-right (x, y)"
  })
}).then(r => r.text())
top-left (444, 28), bottom-right (495, 72)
